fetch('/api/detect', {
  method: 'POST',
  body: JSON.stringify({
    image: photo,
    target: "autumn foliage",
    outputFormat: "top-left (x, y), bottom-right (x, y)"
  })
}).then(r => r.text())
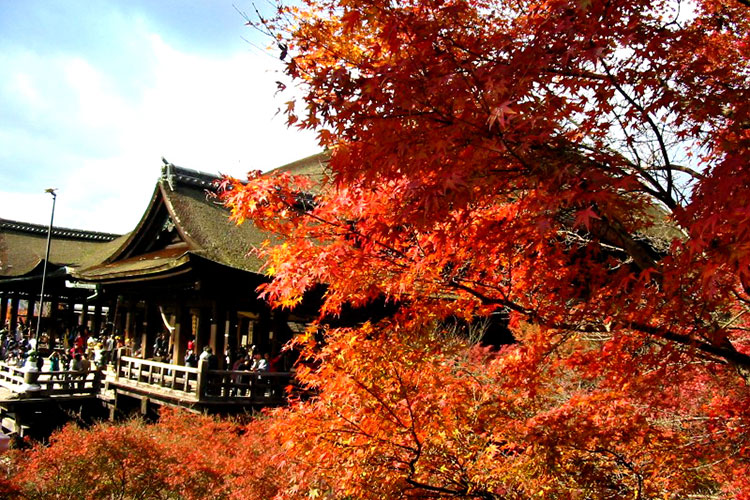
top-left (5, 410), bottom-right (285, 499)
top-left (220, 0), bottom-right (749, 496)
top-left (4, 0), bottom-right (749, 498)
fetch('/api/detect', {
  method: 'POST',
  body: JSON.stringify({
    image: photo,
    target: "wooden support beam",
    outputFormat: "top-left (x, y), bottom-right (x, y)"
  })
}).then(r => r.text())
top-left (66, 296), bottom-right (76, 331)
top-left (125, 304), bottom-right (134, 352)
top-left (256, 307), bottom-right (272, 355)
top-left (172, 306), bottom-right (190, 367)
top-left (0, 293), bottom-right (8, 328)
top-left (9, 294), bottom-right (19, 332)
top-left (141, 303), bottom-right (150, 360)
top-left (25, 294), bottom-right (34, 328)
top-left (209, 303), bottom-right (218, 355)
top-left (223, 310), bottom-right (232, 370)
top-left (198, 307), bottom-right (210, 359)
top-left (93, 298), bottom-right (103, 336)
top-left (49, 297), bottom-right (59, 348)
top-left (81, 296), bottom-right (89, 330)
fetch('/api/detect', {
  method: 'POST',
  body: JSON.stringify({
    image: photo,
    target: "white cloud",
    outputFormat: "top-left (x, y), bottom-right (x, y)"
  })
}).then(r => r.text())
top-left (0, 19), bottom-right (319, 234)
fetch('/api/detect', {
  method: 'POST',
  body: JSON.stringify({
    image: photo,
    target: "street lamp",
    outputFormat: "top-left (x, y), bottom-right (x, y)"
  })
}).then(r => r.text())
top-left (34, 188), bottom-right (57, 365)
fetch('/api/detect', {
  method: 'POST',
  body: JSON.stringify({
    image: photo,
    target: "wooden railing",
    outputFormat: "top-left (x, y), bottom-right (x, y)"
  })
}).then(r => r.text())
top-left (113, 356), bottom-right (200, 400)
top-left (0, 363), bottom-right (24, 389)
top-left (0, 354), bottom-right (294, 406)
top-left (0, 362), bottom-right (102, 396)
top-left (203, 370), bottom-right (292, 403)
top-left (112, 354), bottom-right (293, 404)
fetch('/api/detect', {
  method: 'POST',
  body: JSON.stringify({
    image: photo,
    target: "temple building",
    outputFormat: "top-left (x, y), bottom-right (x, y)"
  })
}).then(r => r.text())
top-left (0, 154), bottom-right (327, 367)
top-left (0, 219), bottom-right (122, 337)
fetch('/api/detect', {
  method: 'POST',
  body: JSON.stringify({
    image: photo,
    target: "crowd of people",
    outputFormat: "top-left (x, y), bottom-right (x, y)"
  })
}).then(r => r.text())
top-left (0, 320), bottom-right (122, 374)
top-left (187, 340), bottom-right (288, 373)
top-left (0, 321), bottom-right (293, 380)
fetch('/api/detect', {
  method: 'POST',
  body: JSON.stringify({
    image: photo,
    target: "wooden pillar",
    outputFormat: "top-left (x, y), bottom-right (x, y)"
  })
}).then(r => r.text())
top-left (81, 297), bottom-right (89, 330)
top-left (209, 301), bottom-right (223, 367)
top-left (140, 304), bottom-right (148, 359)
top-left (192, 309), bottom-right (202, 353)
top-left (125, 304), bottom-right (135, 351)
top-left (271, 309), bottom-right (291, 356)
top-left (9, 294), bottom-right (19, 331)
top-left (93, 298), bottom-right (103, 336)
top-left (66, 296), bottom-right (76, 330)
top-left (114, 296), bottom-right (125, 337)
top-left (140, 303), bottom-right (150, 360)
top-left (198, 307), bottom-right (211, 357)
top-left (49, 297), bottom-right (59, 348)
top-left (25, 294), bottom-right (34, 328)
top-left (0, 293), bottom-right (8, 327)
top-left (172, 306), bottom-right (190, 366)
top-left (256, 308), bottom-right (272, 355)
top-left (146, 302), bottom-right (163, 360)
top-left (223, 310), bottom-right (233, 370)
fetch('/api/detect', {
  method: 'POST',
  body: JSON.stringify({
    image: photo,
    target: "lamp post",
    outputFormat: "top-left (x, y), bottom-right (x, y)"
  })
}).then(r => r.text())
top-left (34, 188), bottom-right (57, 365)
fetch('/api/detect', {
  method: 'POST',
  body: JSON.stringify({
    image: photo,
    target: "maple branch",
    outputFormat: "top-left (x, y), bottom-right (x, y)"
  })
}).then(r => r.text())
top-left (600, 60), bottom-right (677, 206)
top-left (403, 477), bottom-right (466, 498)
top-left (447, 280), bottom-right (530, 315)
top-left (448, 276), bottom-right (750, 373)
top-left (392, 366), bottom-right (422, 451)
top-left (649, 163), bottom-right (706, 181)
top-left (591, 448), bottom-right (644, 499)
top-left (543, 67), bottom-right (608, 81)
top-left (590, 214), bottom-right (661, 272)
top-left (628, 321), bottom-right (750, 372)
top-left (321, 424), bottom-right (416, 455)
top-left (342, 369), bottom-right (413, 431)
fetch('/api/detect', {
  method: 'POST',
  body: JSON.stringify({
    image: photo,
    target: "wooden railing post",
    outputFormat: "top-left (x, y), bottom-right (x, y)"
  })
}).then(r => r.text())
top-left (196, 359), bottom-right (208, 400)
top-left (115, 348), bottom-right (124, 382)
top-left (92, 370), bottom-right (102, 393)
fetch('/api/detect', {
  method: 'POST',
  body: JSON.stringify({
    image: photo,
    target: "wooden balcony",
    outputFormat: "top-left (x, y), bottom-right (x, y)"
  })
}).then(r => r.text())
top-left (0, 352), bottom-right (296, 437)
top-left (0, 362), bottom-right (103, 398)
top-left (108, 354), bottom-right (293, 410)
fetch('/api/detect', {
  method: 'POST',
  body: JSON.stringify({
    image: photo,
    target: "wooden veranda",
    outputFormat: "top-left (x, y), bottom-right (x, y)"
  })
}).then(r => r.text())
top-left (0, 355), bottom-right (296, 438)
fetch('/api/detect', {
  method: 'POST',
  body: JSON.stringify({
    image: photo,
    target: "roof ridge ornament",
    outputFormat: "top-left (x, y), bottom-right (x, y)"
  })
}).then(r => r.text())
top-left (161, 157), bottom-right (176, 192)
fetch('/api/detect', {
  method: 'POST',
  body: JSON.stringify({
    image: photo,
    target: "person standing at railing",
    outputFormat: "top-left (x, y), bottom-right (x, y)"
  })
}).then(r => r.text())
top-left (250, 352), bottom-right (267, 372)
top-left (80, 353), bottom-right (91, 372)
top-left (80, 353), bottom-right (93, 391)
top-left (101, 334), bottom-right (115, 366)
top-left (48, 351), bottom-right (61, 380)
top-left (230, 355), bottom-right (250, 396)
top-left (69, 353), bottom-right (82, 372)
top-left (185, 344), bottom-right (197, 368)
top-left (153, 332), bottom-right (169, 362)
top-left (199, 346), bottom-right (218, 370)
top-left (69, 353), bottom-right (83, 390)
top-left (73, 331), bottom-right (85, 355)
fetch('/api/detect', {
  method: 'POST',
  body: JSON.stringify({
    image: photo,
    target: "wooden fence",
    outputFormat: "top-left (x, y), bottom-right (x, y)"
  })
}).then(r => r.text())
top-left (0, 362), bottom-right (102, 396)
top-left (0, 355), bottom-right (294, 406)
top-left (112, 355), bottom-right (292, 404)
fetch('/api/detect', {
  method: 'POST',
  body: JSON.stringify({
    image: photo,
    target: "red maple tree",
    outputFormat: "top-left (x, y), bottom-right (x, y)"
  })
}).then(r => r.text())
top-left (219, 0), bottom-right (750, 497)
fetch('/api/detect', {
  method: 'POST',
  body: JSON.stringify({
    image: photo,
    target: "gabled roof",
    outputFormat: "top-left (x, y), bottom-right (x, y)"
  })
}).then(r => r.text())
top-left (269, 151), bottom-right (330, 180)
top-left (74, 153), bottom-right (328, 283)
top-left (0, 218), bottom-right (124, 279)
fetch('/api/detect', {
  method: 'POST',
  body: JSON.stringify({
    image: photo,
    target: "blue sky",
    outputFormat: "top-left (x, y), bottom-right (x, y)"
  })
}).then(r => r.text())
top-left (0, 0), bottom-right (319, 233)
